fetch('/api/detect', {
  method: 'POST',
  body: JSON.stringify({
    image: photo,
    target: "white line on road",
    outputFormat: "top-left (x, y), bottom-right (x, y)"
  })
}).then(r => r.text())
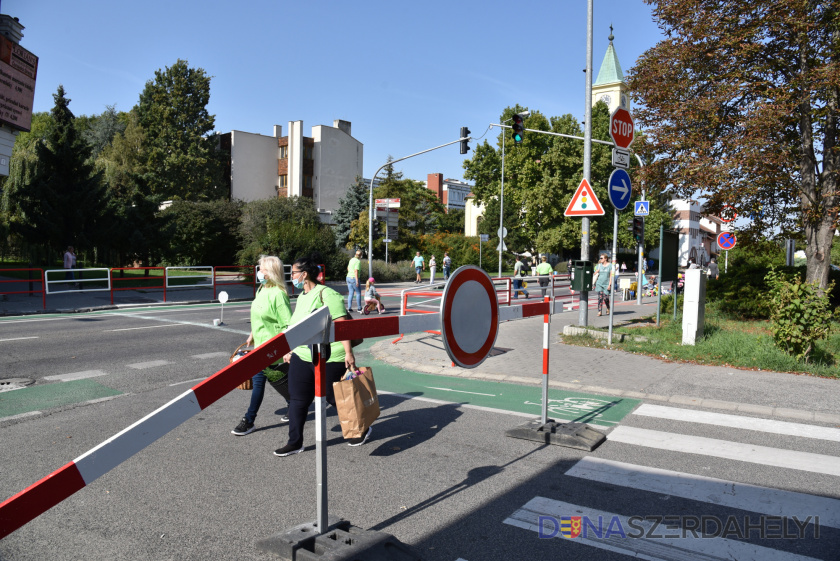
top-left (565, 456), bottom-right (840, 529)
top-left (505, 496), bottom-right (821, 561)
top-left (424, 386), bottom-right (496, 397)
top-left (0, 336), bottom-right (39, 342)
top-left (44, 370), bottom-right (108, 382)
top-left (127, 360), bottom-right (172, 370)
top-left (608, 426), bottom-right (840, 477)
top-left (633, 403), bottom-right (840, 442)
top-left (192, 352), bottom-right (230, 360)
top-left (169, 377), bottom-right (207, 387)
top-left (105, 324), bottom-right (186, 332)
top-left (108, 312), bottom-right (249, 335)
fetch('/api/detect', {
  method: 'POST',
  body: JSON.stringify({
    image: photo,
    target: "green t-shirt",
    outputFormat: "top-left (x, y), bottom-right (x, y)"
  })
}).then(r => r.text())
top-left (289, 285), bottom-right (348, 364)
top-left (537, 262), bottom-right (553, 275)
top-left (250, 286), bottom-right (292, 381)
top-left (347, 257), bottom-right (361, 279)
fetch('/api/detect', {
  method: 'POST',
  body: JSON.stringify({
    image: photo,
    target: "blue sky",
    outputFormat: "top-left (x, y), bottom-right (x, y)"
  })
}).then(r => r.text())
top-left (4, 0), bottom-right (665, 184)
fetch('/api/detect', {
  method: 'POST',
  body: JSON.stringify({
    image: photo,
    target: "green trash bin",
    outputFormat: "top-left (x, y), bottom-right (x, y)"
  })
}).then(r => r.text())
top-left (571, 260), bottom-right (594, 292)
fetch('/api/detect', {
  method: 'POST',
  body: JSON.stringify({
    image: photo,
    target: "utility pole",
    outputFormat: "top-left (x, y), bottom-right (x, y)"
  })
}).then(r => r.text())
top-left (579, 0), bottom-right (594, 327)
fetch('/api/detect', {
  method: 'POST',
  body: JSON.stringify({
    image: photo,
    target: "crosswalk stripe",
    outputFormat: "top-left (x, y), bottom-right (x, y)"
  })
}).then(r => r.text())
top-left (504, 497), bottom-right (821, 561)
top-left (43, 370), bottom-right (108, 382)
top-left (191, 352), bottom-right (229, 360)
top-left (608, 426), bottom-right (840, 477)
top-left (565, 457), bottom-right (840, 530)
top-left (127, 360), bottom-right (171, 370)
top-left (633, 404), bottom-right (840, 442)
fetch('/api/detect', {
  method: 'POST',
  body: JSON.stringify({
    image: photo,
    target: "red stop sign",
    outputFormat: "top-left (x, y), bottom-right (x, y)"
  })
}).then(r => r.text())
top-left (610, 107), bottom-right (634, 149)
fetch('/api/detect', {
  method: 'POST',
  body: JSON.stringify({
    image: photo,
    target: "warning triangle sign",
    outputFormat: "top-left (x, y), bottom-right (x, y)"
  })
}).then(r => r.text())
top-left (564, 178), bottom-right (605, 217)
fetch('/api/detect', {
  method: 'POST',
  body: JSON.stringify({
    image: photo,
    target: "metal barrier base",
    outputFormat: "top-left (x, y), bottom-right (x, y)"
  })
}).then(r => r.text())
top-left (257, 518), bottom-right (422, 560)
top-left (505, 419), bottom-right (606, 452)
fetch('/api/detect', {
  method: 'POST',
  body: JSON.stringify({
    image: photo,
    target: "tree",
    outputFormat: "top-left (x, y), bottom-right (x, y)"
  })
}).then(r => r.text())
top-left (333, 176), bottom-right (370, 248)
top-left (2, 86), bottom-right (109, 260)
top-left (137, 59), bottom-right (225, 201)
top-left (628, 0), bottom-right (840, 290)
top-left (83, 104), bottom-right (127, 159)
top-left (237, 196), bottom-right (322, 264)
top-left (158, 199), bottom-right (243, 265)
top-left (435, 208), bottom-right (465, 234)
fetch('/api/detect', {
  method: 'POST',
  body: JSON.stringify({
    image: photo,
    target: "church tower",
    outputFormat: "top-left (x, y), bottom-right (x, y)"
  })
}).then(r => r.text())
top-left (592, 26), bottom-right (629, 112)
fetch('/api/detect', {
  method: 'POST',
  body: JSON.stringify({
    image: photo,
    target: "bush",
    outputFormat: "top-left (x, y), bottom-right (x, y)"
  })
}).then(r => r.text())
top-left (418, 232), bottom-right (499, 274)
top-left (765, 267), bottom-right (835, 362)
top-left (365, 259), bottom-right (415, 283)
top-left (659, 293), bottom-right (684, 315)
top-left (157, 200), bottom-right (243, 266)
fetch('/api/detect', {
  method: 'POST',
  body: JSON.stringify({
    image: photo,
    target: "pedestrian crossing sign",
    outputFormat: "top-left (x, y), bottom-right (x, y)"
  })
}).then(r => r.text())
top-left (564, 179), bottom-right (605, 217)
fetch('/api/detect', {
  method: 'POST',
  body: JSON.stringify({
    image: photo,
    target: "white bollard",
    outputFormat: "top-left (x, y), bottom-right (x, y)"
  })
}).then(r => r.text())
top-left (681, 269), bottom-right (707, 345)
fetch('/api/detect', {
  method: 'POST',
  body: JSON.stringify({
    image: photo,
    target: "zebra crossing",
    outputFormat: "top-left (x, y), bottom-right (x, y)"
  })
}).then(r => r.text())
top-left (504, 403), bottom-right (840, 560)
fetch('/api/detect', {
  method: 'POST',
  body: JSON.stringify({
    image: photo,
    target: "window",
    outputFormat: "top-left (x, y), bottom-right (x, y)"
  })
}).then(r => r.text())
top-left (279, 146), bottom-right (288, 159)
top-left (303, 145), bottom-right (313, 159)
top-left (279, 175), bottom-right (288, 188)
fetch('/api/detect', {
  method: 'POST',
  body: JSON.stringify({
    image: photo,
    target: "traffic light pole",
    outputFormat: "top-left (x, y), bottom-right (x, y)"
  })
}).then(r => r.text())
top-left (581, 0), bottom-right (594, 328)
top-left (367, 136), bottom-right (469, 279)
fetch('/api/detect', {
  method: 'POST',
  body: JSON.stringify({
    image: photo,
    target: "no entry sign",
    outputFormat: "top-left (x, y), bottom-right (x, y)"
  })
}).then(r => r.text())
top-left (439, 266), bottom-right (499, 368)
top-left (610, 107), bottom-right (634, 150)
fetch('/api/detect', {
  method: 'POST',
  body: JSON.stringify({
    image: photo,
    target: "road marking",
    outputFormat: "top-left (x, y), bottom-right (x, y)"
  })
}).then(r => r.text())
top-left (608, 426), bottom-right (840, 476)
top-left (0, 411), bottom-right (42, 421)
top-left (105, 324), bottom-right (186, 332)
top-left (108, 312), bottom-right (248, 335)
top-left (169, 377), bottom-right (207, 387)
top-left (566, 456), bottom-right (840, 530)
top-left (633, 403), bottom-right (840, 442)
top-left (192, 352), bottom-right (230, 360)
top-left (424, 386), bottom-right (496, 397)
top-left (505, 496), bottom-right (821, 561)
top-left (127, 360), bottom-right (171, 370)
top-left (44, 370), bottom-right (108, 382)
top-left (0, 336), bottom-right (39, 342)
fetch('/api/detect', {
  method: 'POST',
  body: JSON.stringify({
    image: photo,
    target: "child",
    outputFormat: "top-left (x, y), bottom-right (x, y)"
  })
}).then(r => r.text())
top-left (364, 277), bottom-right (385, 314)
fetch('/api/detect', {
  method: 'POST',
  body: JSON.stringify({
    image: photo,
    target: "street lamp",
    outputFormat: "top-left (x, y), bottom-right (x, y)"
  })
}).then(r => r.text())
top-left (499, 109), bottom-right (530, 277)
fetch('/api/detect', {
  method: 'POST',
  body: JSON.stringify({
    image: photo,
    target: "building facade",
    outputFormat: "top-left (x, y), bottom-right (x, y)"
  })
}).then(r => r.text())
top-left (216, 119), bottom-right (362, 224)
top-left (671, 199), bottom-right (725, 266)
top-left (426, 173), bottom-right (472, 211)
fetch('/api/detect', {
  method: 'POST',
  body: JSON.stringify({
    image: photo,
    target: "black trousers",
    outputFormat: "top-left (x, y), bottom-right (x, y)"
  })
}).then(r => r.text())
top-left (285, 353), bottom-right (345, 449)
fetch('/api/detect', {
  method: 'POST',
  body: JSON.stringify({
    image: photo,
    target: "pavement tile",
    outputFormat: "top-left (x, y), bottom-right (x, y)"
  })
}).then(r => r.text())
top-left (814, 412), bottom-right (840, 425)
top-left (773, 407), bottom-right (815, 421)
top-left (700, 399), bottom-right (740, 411)
top-left (622, 391), bottom-right (649, 399)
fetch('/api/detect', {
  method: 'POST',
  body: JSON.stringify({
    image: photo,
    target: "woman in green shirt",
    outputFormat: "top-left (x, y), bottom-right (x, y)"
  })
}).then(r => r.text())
top-left (231, 256), bottom-right (293, 436)
top-left (274, 255), bottom-right (365, 456)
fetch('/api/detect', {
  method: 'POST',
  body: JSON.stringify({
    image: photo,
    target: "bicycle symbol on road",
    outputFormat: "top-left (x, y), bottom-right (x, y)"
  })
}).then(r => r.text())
top-left (524, 396), bottom-right (620, 423)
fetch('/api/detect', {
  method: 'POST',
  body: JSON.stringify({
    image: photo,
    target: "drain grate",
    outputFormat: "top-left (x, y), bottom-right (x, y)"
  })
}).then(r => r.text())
top-left (0, 378), bottom-right (34, 393)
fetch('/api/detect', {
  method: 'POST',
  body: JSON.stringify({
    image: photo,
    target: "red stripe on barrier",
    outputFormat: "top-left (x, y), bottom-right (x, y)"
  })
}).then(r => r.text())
top-left (543, 348), bottom-right (549, 375)
top-left (520, 301), bottom-right (550, 318)
top-left (335, 316), bottom-right (400, 340)
top-left (0, 461), bottom-right (86, 539)
top-left (192, 334), bottom-right (291, 410)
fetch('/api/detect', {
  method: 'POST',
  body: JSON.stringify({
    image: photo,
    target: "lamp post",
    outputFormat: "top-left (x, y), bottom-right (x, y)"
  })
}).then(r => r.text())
top-left (498, 110), bottom-right (530, 277)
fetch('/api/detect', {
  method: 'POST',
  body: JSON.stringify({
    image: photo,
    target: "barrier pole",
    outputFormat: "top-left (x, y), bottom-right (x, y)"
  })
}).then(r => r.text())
top-left (541, 296), bottom-right (550, 425)
top-left (314, 343), bottom-right (328, 533)
top-left (212, 267), bottom-right (217, 300)
top-left (163, 269), bottom-right (167, 303)
top-left (41, 270), bottom-right (46, 309)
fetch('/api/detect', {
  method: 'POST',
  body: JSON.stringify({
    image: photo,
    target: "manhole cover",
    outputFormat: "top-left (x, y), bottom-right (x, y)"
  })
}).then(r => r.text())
top-left (0, 378), bottom-right (34, 393)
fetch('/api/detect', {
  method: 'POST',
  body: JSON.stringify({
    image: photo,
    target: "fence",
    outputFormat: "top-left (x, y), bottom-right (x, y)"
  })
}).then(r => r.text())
top-left (212, 266), bottom-right (257, 300)
top-left (0, 268), bottom-right (45, 309)
top-left (110, 267), bottom-right (166, 305)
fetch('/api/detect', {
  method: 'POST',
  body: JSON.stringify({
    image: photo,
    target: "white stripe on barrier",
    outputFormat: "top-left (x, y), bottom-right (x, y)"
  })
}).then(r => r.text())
top-left (285, 306), bottom-right (332, 349)
top-left (398, 312), bottom-right (441, 334)
top-left (499, 306), bottom-right (523, 322)
top-left (73, 389), bottom-right (202, 485)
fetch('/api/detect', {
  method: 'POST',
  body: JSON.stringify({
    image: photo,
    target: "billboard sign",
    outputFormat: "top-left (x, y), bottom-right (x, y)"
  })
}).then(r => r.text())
top-left (0, 36), bottom-right (38, 132)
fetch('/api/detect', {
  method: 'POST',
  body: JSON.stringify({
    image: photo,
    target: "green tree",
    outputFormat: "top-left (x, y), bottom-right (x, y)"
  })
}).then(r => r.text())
top-left (158, 199), bottom-right (243, 265)
top-left (333, 176), bottom-right (370, 248)
top-left (83, 104), bottom-right (127, 159)
top-left (2, 86), bottom-right (109, 260)
top-left (435, 208), bottom-right (465, 234)
top-left (137, 59), bottom-right (225, 201)
top-left (238, 196), bottom-right (322, 264)
top-left (628, 0), bottom-right (840, 291)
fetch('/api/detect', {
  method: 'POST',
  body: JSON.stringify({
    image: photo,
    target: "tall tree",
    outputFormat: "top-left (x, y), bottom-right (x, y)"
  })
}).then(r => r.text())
top-left (2, 86), bottom-right (108, 259)
top-left (333, 176), bottom-right (370, 249)
top-left (83, 104), bottom-right (127, 159)
top-left (628, 0), bottom-right (840, 290)
top-left (137, 59), bottom-right (225, 201)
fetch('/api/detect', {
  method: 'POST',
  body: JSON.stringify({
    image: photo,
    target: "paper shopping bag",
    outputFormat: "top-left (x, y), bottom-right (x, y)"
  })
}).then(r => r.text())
top-left (332, 367), bottom-right (380, 439)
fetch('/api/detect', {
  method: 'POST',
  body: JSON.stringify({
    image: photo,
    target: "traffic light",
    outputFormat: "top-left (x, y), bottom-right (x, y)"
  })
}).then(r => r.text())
top-left (460, 126), bottom-right (471, 155)
top-left (632, 217), bottom-right (644, 243)
top-left (512, 114), bottom-right (525, 144)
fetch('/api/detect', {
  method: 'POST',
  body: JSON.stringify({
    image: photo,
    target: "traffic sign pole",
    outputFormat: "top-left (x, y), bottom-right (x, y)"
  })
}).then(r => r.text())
top-left (608, 208), bottom-right (618, 345)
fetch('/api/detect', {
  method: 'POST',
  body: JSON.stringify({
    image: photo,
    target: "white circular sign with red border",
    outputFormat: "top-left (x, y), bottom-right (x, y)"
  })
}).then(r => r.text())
top-left (440, 266), bottom-right (499, 368)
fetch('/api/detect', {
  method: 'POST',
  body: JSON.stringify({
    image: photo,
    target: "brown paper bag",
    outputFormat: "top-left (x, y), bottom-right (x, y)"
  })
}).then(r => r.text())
top-left (332, 367), bottom-right (380, 439)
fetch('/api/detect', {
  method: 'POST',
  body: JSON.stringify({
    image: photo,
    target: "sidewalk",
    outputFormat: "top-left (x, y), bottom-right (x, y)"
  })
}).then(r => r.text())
top-left (371, 298), bottom-right (840, 426)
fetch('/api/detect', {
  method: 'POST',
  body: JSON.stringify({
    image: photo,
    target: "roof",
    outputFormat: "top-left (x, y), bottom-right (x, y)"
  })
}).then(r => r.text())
top-left (595, 39), bottom-right (624, 86)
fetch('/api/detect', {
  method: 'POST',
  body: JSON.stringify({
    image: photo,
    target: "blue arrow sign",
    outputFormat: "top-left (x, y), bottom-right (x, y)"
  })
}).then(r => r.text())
top-left (634, 201), bottom-right (650, 216)
top-left (608, 169), bottom-right (632, 211)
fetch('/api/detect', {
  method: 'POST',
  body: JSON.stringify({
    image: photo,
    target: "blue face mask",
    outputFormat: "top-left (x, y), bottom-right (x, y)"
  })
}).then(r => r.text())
top-left (292, 273), bottom-right (304, 289)
top-left (257, 271), bottom-right (267, 284)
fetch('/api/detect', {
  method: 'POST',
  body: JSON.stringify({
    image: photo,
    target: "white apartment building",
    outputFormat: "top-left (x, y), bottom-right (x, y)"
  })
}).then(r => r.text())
top-left (671, 199), bottom-right (725, 266)
top-left (216, 120), bottom-right (363, 224)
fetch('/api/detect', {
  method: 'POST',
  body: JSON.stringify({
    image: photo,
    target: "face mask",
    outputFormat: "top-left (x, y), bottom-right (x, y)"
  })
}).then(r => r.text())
top-left (292, 273), bottom-right (304, 289)
top-left (257, 271), bottom-right (266, 284)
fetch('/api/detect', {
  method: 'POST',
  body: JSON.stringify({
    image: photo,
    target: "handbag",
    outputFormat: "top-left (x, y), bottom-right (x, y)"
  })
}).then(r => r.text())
top-left (332, 367), bottom-right (380, 439)
top-left (229, 343), bottom-right (254, 390)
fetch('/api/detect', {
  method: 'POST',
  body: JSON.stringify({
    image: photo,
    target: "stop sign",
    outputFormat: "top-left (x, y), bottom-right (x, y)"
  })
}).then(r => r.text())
top-left (610, 107), bottom-right (634, 149)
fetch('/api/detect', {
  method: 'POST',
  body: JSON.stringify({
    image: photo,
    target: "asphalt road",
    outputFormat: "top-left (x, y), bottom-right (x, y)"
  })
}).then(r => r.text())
top-left (1, 302), bottom-right (838, 560)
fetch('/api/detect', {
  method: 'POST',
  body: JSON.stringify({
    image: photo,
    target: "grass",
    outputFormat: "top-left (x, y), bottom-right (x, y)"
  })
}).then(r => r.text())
top-left (562, 303), bottom-right (840, 379)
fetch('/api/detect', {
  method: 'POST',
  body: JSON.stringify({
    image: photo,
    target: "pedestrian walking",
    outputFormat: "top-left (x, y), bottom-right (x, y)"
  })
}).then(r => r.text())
top-left (512, 255), bottom-right (529, 299)
top-left (63, 246), bottom-right (76, 287)
top-left (707, 258), bottom-right (719, 280)
top-left (442, 252), bottom-right (452, 280)
top-left (536, 255), bottom-right (553, 298)
top-left (231, 256), bottom-right (292, 437)
top-left (274, 255), bottom-right (368, 457)
top-left (592, 253), bottom-right (612, 316)
top-left (412, 252), bottom-right (425, 283)
top-left (429, 255), bottom-right (437, 284)
top-left (620, 261), bottom-right (627, 272)
top-left (346, 249), bottom-right (363, 313)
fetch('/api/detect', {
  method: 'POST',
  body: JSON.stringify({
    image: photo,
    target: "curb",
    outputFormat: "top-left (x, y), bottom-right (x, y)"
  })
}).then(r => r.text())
top-left (369, 340), bottom-right (840, 427)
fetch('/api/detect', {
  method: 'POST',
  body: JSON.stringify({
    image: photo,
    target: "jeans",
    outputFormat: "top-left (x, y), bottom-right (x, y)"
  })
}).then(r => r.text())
top-left (512, 278), bottom-right (529, 299)
top-left (285, 354), bottom-right (346, 449)
top-left (443, 266), bottom-right (450, 280)
top-left (346, 277), bottom-right (362, 310)
top-left (244, 367), bottom-right (290, 424)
